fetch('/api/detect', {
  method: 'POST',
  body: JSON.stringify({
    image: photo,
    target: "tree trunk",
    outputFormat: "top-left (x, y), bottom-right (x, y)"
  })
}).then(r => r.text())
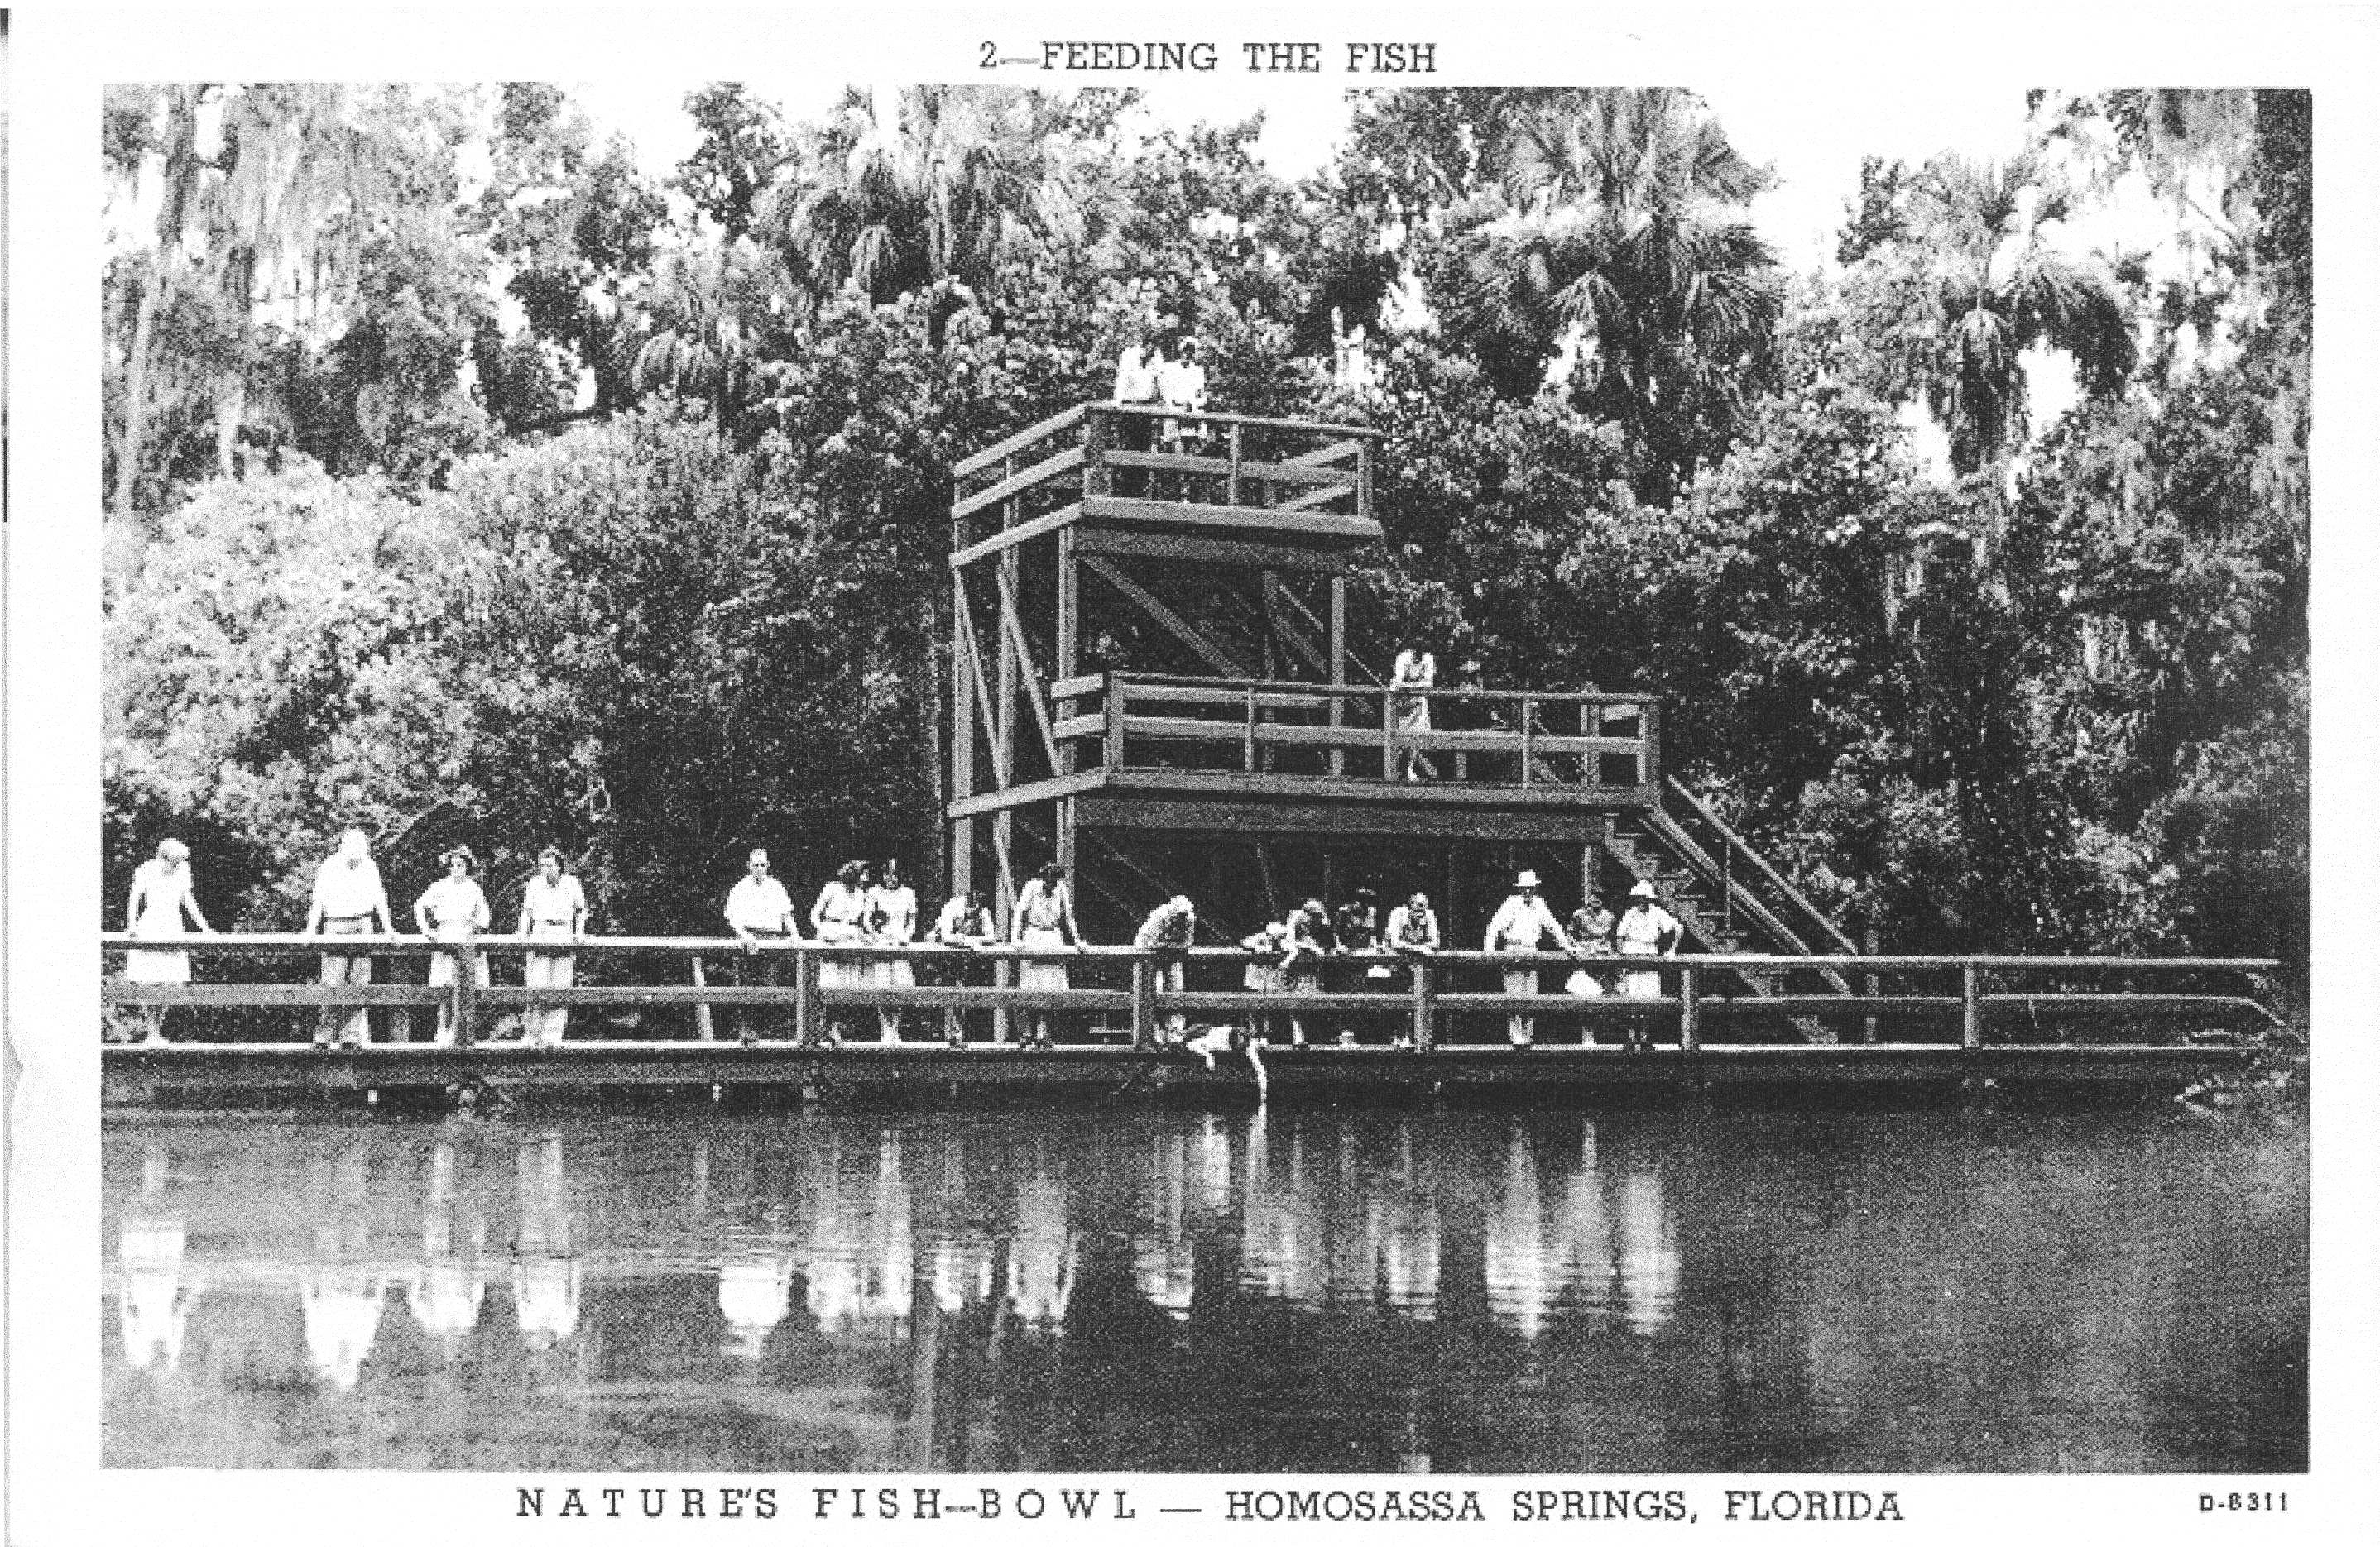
top-left (111, 261), bottom-right (165, 517)
top-left (907, 582), bottom-right (948, 899)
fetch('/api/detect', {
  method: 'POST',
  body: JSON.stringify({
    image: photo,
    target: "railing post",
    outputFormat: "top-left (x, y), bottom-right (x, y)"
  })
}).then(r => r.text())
top-left (1227, 422), bottom-right (1243, 505)
top-left (1243, 686), bottom-right (1257, 771)
top-left (794, 949), bottom-right (821, 1047)
top-left (1677, 964), bottom-right (1699, 1053)
top-left (1520, 694), bottom-right (1535, 787)
top-left (1961, 965), bottom-right (1983, 1050)
top-left (1410, 957), bottom-right (1437, 1051)
top-left (992, 956), bottom-right (1013, 1045)
top-left (1131, 956), bottom-right (1157, 1051)
top-left (1640, 697), bottom-right (1661, 793)
top-left (1105, 680), bottom-right (1126, 771)
top-left (453, 941), bottom-right (479, 1049)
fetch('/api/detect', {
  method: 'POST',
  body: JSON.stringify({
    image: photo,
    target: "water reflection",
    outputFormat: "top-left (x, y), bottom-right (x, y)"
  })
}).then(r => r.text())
top-left (103, 1102), bottom-right (2306, 1473)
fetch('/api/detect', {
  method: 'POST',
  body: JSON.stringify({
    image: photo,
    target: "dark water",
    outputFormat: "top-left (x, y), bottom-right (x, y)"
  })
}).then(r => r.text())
top-left (102, 1099), bottom-right (2306, 1473)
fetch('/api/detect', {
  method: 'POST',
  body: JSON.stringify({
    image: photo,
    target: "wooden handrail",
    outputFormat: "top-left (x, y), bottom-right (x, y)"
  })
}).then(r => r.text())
top-left (1663, 776), bottom-right (1861, 956)
top-left (1086, 402), bottom-right (1383, 438)
top-left (952, 405), bottom-right (1087, 477)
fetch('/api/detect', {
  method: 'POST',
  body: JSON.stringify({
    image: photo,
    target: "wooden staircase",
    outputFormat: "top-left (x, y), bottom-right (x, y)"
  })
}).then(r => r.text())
top-left (1599, 780), bottom-right (1862, 1043)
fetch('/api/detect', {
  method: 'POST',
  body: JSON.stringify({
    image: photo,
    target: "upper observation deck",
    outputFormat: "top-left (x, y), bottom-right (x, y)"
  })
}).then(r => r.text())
top-left (950, 403), bottom-right (1383, 572)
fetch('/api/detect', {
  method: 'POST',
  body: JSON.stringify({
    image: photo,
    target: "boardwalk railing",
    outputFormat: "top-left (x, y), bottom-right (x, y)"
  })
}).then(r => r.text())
top-left (951, 403), bottom-right (1380, 557)
top-left (103, 935), bottom-right (2288, 1053)
top-left (1053, 673), bottom-right (1661, 792)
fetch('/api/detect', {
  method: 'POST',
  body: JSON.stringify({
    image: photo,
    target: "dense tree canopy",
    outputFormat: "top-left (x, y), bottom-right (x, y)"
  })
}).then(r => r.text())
top-left (102, 84), bottom-right (2310, 994)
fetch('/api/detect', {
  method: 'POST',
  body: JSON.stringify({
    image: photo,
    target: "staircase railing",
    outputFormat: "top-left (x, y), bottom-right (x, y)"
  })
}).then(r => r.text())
top-left (1661, 778), bottom-right (1861, 958)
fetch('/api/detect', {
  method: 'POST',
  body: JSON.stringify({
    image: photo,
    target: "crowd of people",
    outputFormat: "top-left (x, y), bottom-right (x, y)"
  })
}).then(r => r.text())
top-left (117, 832), bottom-right (1684, 1054)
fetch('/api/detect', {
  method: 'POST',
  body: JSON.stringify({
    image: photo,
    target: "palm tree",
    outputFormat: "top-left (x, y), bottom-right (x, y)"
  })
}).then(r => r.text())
top-left (1859, 151), bottom-right (2136, 477)
top-left (764, 85), bottom-right (1083, 310)
top-left (1432, 89), bottom-right (1783, 501)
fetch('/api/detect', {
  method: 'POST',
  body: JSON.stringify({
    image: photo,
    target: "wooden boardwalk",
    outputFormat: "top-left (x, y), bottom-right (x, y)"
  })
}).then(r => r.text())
top-left (101, 935), bottom-right (2280, 1105)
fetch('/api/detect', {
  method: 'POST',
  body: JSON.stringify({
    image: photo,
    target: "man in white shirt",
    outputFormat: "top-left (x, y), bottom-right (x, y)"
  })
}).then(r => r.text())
top-left (1132, 894), bottom-right (1199, 1040)
top-left (723, 848), bottom-right (799, 1041)
top-left (305, 828), bottom-right (393, 1049)
top-left (1111, 329), bottom-right (1163, 494)
top-left (1483, 869), bottom-right (1571, 1047)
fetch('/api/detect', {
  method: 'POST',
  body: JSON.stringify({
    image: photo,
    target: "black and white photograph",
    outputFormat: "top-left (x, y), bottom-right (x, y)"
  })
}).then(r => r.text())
top-left (7, 2), bottom-right (2378, 1540)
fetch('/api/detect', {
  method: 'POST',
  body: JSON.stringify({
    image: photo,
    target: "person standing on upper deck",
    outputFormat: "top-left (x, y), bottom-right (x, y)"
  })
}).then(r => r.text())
top-left (305, 829), bottom-right (393, 1049)
top-left (1485, 869), bottom-right (1571, 1047)
top-left (726, 848), bottom-right (799, 1044)
top-left (122, 838), bottom-right (213, 1044)
top-left (1388, 647), bottom-right (1436, 781)
top-left (1157, 336), bottom-right (1210, 472)
top-left (1012, 862), bottom-right (1084, 1050)
top-left (415, 846), bottom-right (493, 1046)
top-left (516, 848), bottom-right (588, 1048)
top-left (1111, 323), bottom-right (1163, 496)
top-left (1133, 894), bottom-right (1199, 1042)
top-left (867, 859), bottom-right (920, 1045)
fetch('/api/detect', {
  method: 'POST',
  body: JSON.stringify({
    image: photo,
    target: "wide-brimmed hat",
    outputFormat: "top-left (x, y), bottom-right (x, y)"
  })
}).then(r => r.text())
top-left (1629, 879), bottom-right (1658, 899)
top-left (1514, 869), bottom-right (1541, 888)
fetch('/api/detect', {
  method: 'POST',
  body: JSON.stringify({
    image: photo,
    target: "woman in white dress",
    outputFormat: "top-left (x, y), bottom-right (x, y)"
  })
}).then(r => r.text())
top-left (122, 839), bottom-right (211, 1044)
top-left (515, 848), bottom-right (588, 1047)
top-left (415, 846), bottom-right (492, 1046)
top-left (1010, 861), bottom-right (1082, 1049)
top-left (809, 861), bottom-right (871, 1044)
top-left (866, 859), bottom-right (919, 1044)
top-left (1387, 647), bottom-right (1437, 781)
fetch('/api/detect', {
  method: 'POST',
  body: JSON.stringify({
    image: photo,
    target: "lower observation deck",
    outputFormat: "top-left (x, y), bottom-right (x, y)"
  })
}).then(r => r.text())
top-left (101, 936), bottom-right (2283, 1107)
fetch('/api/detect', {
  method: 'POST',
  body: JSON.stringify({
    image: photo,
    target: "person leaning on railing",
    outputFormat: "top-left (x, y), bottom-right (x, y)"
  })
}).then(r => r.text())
top-left (305, 829), bottom-right (394, 1050)
top-left (1240, 919), bottom-right (1291, 1045)
top-left (1387, 647), bottom-right (1437, 781)
top-left (1614, 880), bottom-right (1683, 1051)
top-left (1484, 869), bottom-right (1571, 1048)
top-left (1563, 893), bottom-right (1619, 1042)
top-left (928, 887), bottom-right (999, 1046)
top-left (1281, 899), bottom-right (1336, 1048)
top-left (122, 838), bottom-right (212, 1046)
top-left (805, 860), bottom-right (871, 1046)
top-left (1133, 894), bottom-right (1199, 1042)
top-left (1383, 891), bottom-right (1441, 1048)
top-left (1011, 862), bottom-right (1085, 1050)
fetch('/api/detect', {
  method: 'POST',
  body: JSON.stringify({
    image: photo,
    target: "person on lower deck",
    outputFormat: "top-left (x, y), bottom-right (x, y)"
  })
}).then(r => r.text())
top-left (516, 848), bottom-right (588, 1048)
top-left (928, 887), bottom-right (999, 1046)
top-left (805, 861), bottom-right (869, 1046)
top-left (1384, 891), bottom-right (1440, 1048)
top-left (122, 838), bottom-right (211, 1044)
top-left (1281, 899), bottom-right (1335, 1048)
top-left (1484, 869), bottom-right (1571, 1046)
top-left (1614, 879), bottom-right (1682, 1049)
top-left (726, 849), bottom-right (799, 1044)
top-left (305, 829), bottom-right (393, 1049)
top-left (1565, 893), bottom-right (1619, 1042)
top-left (867, 860), bottom-right (919, 1044)
top-left (1240, 919), bottom-right (1290, 1044)
top-left (1011, 862), bottom-right (1083, 1049)
top-left (415, 846), bottom-right (492, 1046)
top-left (1133, 894), bottom-right (1199, 1042)
top-left (1333, 886), bottom-right (1387, 1045)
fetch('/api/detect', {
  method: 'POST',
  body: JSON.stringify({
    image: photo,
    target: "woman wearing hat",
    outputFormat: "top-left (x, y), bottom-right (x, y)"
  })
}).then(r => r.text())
top-left (1483, 869), bottom-right (1571, 1046)
top-left (415, 846), bottom-right (492, 1046)
top-left (1614, 881), bottom-right (1683, 1043)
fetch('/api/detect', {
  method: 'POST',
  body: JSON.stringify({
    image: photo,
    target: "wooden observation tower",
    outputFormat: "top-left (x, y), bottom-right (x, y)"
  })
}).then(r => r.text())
top-left (948, 402), bottom-right (1857, 1003)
